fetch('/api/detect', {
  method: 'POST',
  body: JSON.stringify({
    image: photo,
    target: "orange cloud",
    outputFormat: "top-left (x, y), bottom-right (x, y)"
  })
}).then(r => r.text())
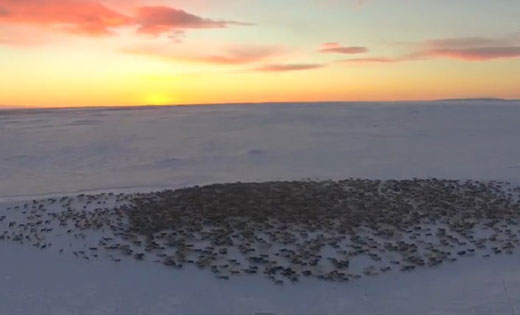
top-left (0, 0), bottom-right (251, 39)
top-left (0, 0), bottom-right (131, 36)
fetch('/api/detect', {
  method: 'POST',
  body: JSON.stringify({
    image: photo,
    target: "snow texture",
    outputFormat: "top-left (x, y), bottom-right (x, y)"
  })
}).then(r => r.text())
top-left (2, 101), bottom-right (520, 315)
top-left (2, 101), bottom-right (520, 199)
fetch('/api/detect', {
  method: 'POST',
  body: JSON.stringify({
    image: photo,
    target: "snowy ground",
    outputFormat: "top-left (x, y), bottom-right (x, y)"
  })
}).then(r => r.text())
top-left (2, 194), bottom-right (520, 315)
top-left (2, 101), bottom-right (520, 315)
top-left (2, 101), bottom-right (520, 198)
top-left (3, 238), bottom-right (520, 315)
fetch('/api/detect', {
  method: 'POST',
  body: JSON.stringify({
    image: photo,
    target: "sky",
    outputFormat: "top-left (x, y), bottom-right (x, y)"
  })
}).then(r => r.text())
top-left (0, 0), bottom-right (519, 107)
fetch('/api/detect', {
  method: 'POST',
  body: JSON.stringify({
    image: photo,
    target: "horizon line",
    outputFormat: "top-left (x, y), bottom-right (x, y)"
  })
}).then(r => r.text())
top-left (1, 97), bottom-right (519, 111)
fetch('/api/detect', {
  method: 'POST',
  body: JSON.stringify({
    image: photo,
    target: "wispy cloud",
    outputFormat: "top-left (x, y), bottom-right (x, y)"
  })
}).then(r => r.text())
top-left (423, 37), bottom-right (508, 49)
top-left (355, 0), bottom-right (369, 7)
top-left (123, 44), bottom-right (282, 65)
top-left (418, 37), bottom-right (520, 61)
top-left (424, 47), bottom-right (520, 61)
top-left (0, 0), bottom-right (131, 36)
top-left (134, 6), bottom-right (253, 36)
top-left (255, 64), bottom-right (324, 72)
top-left (0, 0), bottom-right (251, 39)
top-left (340, 57), bottom-right (399, 64)
top-left (340, 36), bottom-right (520, 64)
top-left (319, 42), bottom-right (368, 54)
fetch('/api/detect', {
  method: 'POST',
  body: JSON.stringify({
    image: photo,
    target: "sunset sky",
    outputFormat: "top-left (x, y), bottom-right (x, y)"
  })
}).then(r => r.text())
top-left (1, 0), bottom-right (519, 107)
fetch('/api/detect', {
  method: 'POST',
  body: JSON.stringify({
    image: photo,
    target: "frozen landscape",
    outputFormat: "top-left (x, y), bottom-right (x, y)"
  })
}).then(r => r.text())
top-left (2, 100), bottom-right (520, 315)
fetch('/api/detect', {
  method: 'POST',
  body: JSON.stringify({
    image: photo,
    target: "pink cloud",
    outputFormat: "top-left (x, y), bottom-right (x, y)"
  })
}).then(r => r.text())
top-left (354, 0), bottom-right (369, 8)
top-left (0, 24), bottom-right (59, 46)
top-left (424, 47), bottom-right (520, 61)
top-left (0, 0), bottom-right (251, 39)
top-left (256, 64), bottom-right (324, 72)
top-left (339, 36), bottom-right (520, 64)
top-left (320, 42), bottom-right (368, 54)
top-left (340, 57), bottom-right (398, 64)
top-left (123, 44), bottom-right (281, 65)
top-left (134, 6), bottom-right (252, 36)
top-left (0, 0), bottom-right (131, 36)
top-left (423, 37), bottom-right (508, 49)
top-left (417, 37), bottom-right (520, 61)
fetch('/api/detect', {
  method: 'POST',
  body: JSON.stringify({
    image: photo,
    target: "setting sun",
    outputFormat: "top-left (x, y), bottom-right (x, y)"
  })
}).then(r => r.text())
top-left (144, 93), bottom-right (177, 105)
top-left (1, 0), bottom-right (519, 108)
top-left (2, 2), bottom-right (520, 314)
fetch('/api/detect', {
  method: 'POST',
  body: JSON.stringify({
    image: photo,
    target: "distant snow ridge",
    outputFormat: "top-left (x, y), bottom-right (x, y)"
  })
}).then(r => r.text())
top-left (1, 179), bottom-right (520, 285)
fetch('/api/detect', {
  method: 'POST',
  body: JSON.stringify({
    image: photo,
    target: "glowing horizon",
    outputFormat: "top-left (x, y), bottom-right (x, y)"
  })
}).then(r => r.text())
top-left (1, 0), bottom-right (520, 108)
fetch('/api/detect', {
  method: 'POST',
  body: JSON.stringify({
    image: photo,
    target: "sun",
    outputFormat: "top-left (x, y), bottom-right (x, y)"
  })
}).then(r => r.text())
top-left (144, 93), bottom-right (176, 106)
